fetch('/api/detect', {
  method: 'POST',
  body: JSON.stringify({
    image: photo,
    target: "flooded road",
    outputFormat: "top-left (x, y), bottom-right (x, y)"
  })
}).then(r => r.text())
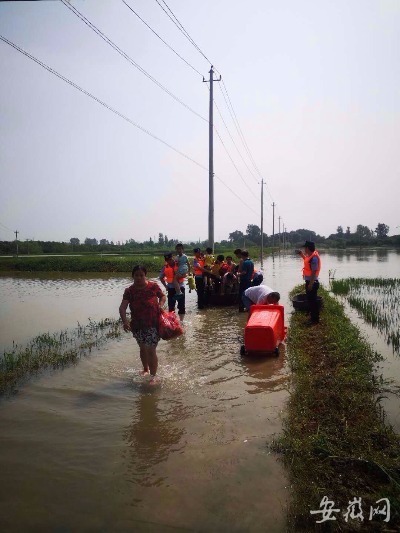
top-left (1, 249), bottom-right (399, 531)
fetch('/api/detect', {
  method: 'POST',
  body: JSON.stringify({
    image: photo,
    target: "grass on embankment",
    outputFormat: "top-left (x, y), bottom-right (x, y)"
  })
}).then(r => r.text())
top-left (0, 255), bottom-right (165, 272)
top-left (272, 285), bottom-right (400, 531)
top-left (0, 247), bottom-right (265, 272)
top-left (0, 318), bottom-right (122, 395)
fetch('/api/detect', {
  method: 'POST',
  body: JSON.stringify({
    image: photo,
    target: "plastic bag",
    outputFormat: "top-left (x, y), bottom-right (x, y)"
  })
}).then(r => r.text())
top-left (158, 310), bottom-right (184, 340)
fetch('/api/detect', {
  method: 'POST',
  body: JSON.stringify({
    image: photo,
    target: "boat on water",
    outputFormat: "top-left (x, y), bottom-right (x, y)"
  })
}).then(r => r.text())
top-left (205, 287), bottom-right (239, 307)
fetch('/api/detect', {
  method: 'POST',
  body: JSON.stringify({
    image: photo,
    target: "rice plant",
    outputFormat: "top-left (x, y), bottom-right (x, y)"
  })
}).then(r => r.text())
top-left (0, 316), bottom-right (124, 394)
top-left (331, 278), bottom-right (400, 354)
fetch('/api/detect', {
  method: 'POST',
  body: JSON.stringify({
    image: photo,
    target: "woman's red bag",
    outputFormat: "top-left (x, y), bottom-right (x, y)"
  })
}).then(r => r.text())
top-left (158, 310), bottom-right (184, 340)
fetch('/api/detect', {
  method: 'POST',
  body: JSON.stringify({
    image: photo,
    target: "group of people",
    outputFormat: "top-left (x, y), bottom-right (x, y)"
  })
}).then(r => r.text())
top-left (119, 240), bottom-right (321, 384)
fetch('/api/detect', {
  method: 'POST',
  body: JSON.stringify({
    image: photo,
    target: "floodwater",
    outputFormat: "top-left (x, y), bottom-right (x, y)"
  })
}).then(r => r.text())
top-left (1, 249), bottom-right (400, 531)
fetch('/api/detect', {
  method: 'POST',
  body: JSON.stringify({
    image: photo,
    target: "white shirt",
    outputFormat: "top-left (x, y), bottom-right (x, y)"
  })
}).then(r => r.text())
top-left (244, 285), bottom-right (275, 304)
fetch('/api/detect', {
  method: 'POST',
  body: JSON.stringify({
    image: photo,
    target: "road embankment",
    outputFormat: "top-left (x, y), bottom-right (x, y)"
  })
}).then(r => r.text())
top-left (0, 255), bottom-right (163, 272)
top-left (273, 285), bottom-right (400, 531)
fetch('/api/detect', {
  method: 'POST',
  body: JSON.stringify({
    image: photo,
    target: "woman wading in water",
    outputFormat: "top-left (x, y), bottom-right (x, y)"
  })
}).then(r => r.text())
top-left (119, 265), bottom-right (166, 385)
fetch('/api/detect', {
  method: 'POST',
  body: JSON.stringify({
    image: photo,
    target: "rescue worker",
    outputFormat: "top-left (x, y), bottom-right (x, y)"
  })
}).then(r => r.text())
top-left (242, 285), bottom-right (280, 311)
top-left (238, 250), bottom-right (254, 312)
top-left (296, 240), bottom-right (321, 325)
top-left (192, 248), bottom-right (208, 309)
top-left (159, 253), bottom-right (186, 315)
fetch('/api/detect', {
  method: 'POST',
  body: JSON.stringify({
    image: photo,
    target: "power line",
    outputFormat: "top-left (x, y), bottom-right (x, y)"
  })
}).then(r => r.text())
top-left (1, 34), bottom-right (259, 219)
top-left (220, 79), bottom-right (276, 201)
top-left (214, 125), bottom-right (258, 201)
top-left (61, 0), bottom-right (207, 123)
top-left (203, 85), bottom-right (258, 201)
top-left (150, 0), bottom-right (281, 220)
top-left (122, 0), bottom-right (204, 78)
top-left (0, 221), bottom-right (14, 233)
top-left (154, 0), bottom-right (212, 65)
top-left (122, 2), bottom-right (259, 208)
top-left (151, 0), bottom-right (281, 223)
top-left (123, 2), bottom-right (261, 215)
top-left (213, 91), bottom-right (259, 184)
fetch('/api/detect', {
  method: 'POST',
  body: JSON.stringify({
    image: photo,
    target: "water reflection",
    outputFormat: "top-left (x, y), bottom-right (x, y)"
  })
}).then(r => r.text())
top-left (123, 392), bottom-right (186, 487)
top-left (376, 248), bottom-right (389, 261)
top-left (241, 346), bottom-right (288, 394)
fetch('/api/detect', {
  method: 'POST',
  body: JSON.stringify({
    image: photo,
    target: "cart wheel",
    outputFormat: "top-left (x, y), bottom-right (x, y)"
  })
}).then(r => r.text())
top-left (274, 347), bottom-right (279, 357)
top-left (240, 345), bottom-right (246, 356)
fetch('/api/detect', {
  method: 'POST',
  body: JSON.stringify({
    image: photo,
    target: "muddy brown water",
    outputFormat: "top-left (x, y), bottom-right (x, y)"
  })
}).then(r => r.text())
top-left (1, 249), bottom-right (399, 531)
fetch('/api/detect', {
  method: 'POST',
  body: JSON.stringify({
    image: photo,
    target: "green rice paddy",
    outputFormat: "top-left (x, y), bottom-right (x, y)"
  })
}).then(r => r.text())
top-left (331, 278), bottom-right (400, 355)
top-left (0, 317), bottom-right (123, 394)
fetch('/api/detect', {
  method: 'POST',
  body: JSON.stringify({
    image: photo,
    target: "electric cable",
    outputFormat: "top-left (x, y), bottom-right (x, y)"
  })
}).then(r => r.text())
top-left (154, 0), bottom-right (212, 65)
top-left (122, 0), bottom-right (204, 78)
top-left (151, 0), bottom-right (281, 220)
top-left (0, 34), bottom-right (259, 218)
top-left (61, 0), bottom-right (208, 123)
top-left (0, 221), bottom-right (14, 233)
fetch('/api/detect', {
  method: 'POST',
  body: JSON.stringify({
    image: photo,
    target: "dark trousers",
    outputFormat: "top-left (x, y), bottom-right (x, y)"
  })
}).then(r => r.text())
top-left (167, 286), bottom-right (185, 314)
top-left (238, 279), bottom-right (252, 311)
top-left (305, 280), bottom-right (320, 323)
top-left (195, 275), bottom-right (206, 309)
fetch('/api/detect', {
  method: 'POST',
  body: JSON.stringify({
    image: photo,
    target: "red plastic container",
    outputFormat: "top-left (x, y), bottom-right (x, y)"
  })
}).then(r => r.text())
top-left (243, 304), bottom-right (286, 355)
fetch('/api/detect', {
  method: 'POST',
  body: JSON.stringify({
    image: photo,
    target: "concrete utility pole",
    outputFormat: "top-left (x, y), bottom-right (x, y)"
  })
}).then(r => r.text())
top-left (14, 230), bottom-right (19, 257)
top-left (278, 215), bottom-right (281, 249)
top-left (282, 224), bottom-right (286, 250)
top-left (203, 65), bottom-right (221, 251)
top-left (271, 203), bottom-right (276, 250)
top-left (260, 180), bottom-right (265, 268)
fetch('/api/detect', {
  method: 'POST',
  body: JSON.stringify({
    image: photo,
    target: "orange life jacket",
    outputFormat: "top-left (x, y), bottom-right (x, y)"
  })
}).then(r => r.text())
top-left (303, 251), bottom-right (321, 278)
top-left (193, 257), bottom-right (205, 276)
top-left (164, 263), bottom-right (184, 284)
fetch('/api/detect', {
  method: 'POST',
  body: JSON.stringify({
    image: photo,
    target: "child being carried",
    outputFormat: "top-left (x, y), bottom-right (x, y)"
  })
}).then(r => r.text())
top-left (173, 243), bottom-right (191, 298)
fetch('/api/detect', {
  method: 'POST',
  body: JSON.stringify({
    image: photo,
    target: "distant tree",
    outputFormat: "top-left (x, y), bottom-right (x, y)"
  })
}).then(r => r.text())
top-left (375, 223), bottom-right (389, 238)
top-left (70, 238), bottom-right (80, 246)
top-left (336, 226), bottom-right (344, 236)
top-left (84, 238), bottom-right (98, 246)
top-left (246, 224), bottom-right (261, 244)
top-left (356, 225), bottom-right (373, 239)
top-left (99, 239), bottom-right (109, 246)
top-left (229, 230), bottom-right (244, 243)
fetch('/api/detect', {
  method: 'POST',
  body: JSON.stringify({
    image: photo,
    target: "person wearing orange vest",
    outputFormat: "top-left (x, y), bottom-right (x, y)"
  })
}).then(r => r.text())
top-left (296, 240), bottom-right (321, 325)
top-left (193, 247), bottom-right (208, 309)
top-left (159, 253), bottom-right (186, 315)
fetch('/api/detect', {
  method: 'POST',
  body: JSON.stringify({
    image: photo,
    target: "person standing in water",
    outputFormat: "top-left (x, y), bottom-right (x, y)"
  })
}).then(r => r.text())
top-left (172, 243), bottom-right (191, 299)
top-left (119, 265), bottom-right (166, 385)
top-left (296, 240), bottom-right (321, 325)
top-left (238, 250), bottom-right (254, 312)
top-left (159, 253), bottom-right (186, 315)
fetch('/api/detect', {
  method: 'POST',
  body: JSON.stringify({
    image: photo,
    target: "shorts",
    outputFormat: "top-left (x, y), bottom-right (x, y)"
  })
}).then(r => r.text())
top-left (132, 327), bottom-right (160, 346)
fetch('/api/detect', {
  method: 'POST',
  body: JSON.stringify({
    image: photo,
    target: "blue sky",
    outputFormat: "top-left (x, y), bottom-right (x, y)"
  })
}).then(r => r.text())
top-left (1, 0), bottom-right (399, 243)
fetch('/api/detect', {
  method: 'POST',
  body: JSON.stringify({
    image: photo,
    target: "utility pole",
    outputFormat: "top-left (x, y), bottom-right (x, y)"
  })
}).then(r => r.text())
top-left (14, 230), bottom-right (19, 257)
top-left (271, 203), bottom-right (276, 251)
top-left (278, 216), bottom-right (281, 250)
top-left (260, 180), bottom-right (265, 268)
top-left (203, 65), bottom-right (221, 252)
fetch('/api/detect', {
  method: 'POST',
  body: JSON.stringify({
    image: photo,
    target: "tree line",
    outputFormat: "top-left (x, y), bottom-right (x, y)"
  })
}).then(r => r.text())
top-left (0, 222), bottom-right (398, 255)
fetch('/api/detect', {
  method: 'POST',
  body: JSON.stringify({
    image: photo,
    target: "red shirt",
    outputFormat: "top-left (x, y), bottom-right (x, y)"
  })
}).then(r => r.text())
top-left (123, 281), bottom-right (163, 331)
